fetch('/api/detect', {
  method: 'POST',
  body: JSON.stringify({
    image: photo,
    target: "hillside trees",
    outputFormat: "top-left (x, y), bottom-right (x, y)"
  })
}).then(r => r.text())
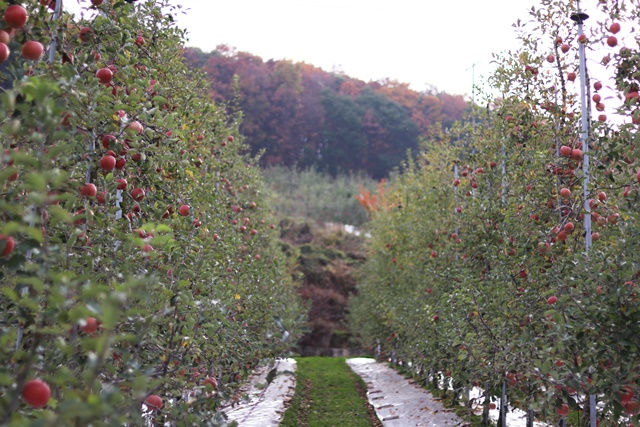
top-left (351, 0), bottom-right (640, 425)
top-left (183, 46), bottom-right (467, 178)
top-left (0, 1), bottom-right (303, 425)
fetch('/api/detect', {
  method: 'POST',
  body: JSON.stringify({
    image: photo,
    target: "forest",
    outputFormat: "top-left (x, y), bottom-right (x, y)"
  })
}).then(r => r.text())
top-left (183, 45), bottom-right (468, 178)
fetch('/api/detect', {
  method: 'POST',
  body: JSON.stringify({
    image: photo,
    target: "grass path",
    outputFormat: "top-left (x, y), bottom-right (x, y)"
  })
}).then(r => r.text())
top-left (280, 357), bottom-right (382, 427)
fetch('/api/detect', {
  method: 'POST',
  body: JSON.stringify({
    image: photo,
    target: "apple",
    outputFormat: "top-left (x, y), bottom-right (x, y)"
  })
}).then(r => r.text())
top-left (557, 403), bottom-right (569, 416)
top-left (250, 229), bottom-right (257, 235)
top-left (571, 149), bottom-right (583, 160)
top-left (607, 36), bottom-right (618, 47)
top-left (178, 205), bottom-right (189, 216)
top-left (91, 0), bottom-right (103, 5)
top-left (578, 34), bottom-right (587, 43)
top-left (432, 314), bottom-right (439, 322)
top-left (115, 178), bottom-right (127, 190)
top-left (592, 94), bottom-right (601, 103)
top-left (228, 135), bottom-right (234, 142)
top-left (597, 191), bottom-right (606, 201)
top-left (99, 155), bottom-right (116, 171)
top-left (539, 242), bottom-right (551, 254)
top-left (560, 44), bottom-right (570, 53)
top-left (560, 188), bottom-right (571, 198)
top-left (546, 54), bottom-right (555, 63)
top-left (80, 317), bottom-right (98, 333)
top-left (489, 402), bottom-right (496, 410)
top-left (144, 394), bottom-right (162, 410)
top-left (142, 244), bottom-right (153, 252)
top-left (203, 377), bottom-right (218, 390)
top-left (557, 231), bottom-right (567, 242)
top-left (621, 386), bottom-right (634, 404)
top-left (131, 188), bottom-right (145, 201)
top-left (126, 121), bottom-right (144, 134)
top-left (624, 400), bottom-right (640, 415)
top-left (559, 145), bottom-right (572, 157)
top-left (135, 35), bottom-right (145, 46)
top-left (547, 295), bottom-right (557, 304)
top-left (80, 183), bottom-right (97, 197)
top-left (610, 22), bottom-right (620, 34)
top-left (591, 232), bottom-right (600, 241)
top-left (596, 102), bottom-right (605, 111)
top-left (0, 43), bottom-right (9, 64)
top-left (22, 379), bottom-right (50, 409)
top-left (594, 81), bottom-right (602, 91)
top-left (22, 41), bottom-right (43, 60)
top-left (453, 178), bottom-right (460, 186)
top-left (564, 222), bottom-right (574, 233)
top-left (0, 30), bottom-right (10, 44)
top-left (0, 235), bottom-right (15, 257)
top-left (598, 114), bottom-right (607, 122)
top-left (96, 68), bottom-right (113, 84)
top-left (4, 5), bottom-right (28, 29)
top-left (567, 72), bottom-right (577, 82)
top-left (101, 134), bottom-right (117, 149)
top-left (430, 251), bottom-right (437, 258)
top-left (115, 158), bottom-right (126, 170)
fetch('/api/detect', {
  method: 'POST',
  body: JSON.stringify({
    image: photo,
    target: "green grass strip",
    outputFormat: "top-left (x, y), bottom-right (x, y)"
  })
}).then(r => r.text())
top-left (280, 357), bottom-right (379, 427)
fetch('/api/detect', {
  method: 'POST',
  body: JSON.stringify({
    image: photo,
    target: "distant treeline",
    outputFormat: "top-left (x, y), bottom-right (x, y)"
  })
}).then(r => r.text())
top-left (184, 45), bottom-right (468, 178)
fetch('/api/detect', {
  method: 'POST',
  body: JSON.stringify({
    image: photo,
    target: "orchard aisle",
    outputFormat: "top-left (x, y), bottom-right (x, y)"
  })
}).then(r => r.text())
top-left (347, 358), bottom-right (462, 427)
top-left (223, 359), bottom-right (297, 426)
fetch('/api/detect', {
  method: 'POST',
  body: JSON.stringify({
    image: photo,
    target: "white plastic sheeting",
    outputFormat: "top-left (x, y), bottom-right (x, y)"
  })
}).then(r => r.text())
top-left (223, 358), bottom-right (297, 426)
top-left (347, 358), bottom-right (462, 427)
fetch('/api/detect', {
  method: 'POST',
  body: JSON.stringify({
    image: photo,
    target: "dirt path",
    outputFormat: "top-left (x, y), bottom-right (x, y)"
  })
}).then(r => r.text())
top-left (347, 358), bottom-right (463, 427)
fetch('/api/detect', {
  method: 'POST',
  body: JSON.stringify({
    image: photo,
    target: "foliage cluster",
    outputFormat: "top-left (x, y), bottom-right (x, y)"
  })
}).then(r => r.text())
top-left (0, 1), bottom-right (303, 425)
top-left (350, 1), bottom-right (640, 425)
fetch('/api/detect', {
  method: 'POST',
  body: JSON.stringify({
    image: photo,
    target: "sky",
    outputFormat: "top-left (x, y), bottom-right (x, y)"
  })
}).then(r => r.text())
top-left (65, 0), bottom-right (546, 98)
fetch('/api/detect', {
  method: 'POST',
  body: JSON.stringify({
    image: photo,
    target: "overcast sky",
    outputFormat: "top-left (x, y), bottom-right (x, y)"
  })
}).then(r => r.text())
top-left (68, 0), bottom-right (553, 97)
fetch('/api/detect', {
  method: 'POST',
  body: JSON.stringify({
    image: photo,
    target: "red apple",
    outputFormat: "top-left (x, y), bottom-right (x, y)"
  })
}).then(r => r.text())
top-left (624, 400), bottom-right (640, 415)
top-left (597, 191), bottom-right (606, 201)
top-left (578, 34), bottom-right (587, 43)
top-left (547, 295), bottom-right (558, 305)
top-left (0, 30), bottom-right (10, 45)
top-left (126, 121), bottom-right (143, 134)
top-left (560, 188), bottom-right (571, 198)
top-left (22, 379), bottom-right (50, 409)
top-left (559, 145), bottom-right (572, 157)
top-left (144, 394), bottom-right (162, 410)
top-left (80, 183), bottom-right (97, 197)
top-left (99, 155), bottom-right (116, 171)
top-left (178, 205), bottom-right (189, 216)
top-left (591, 232), bottom-right (600, 241)
top-left (607, 36), bottom-right (618, 47)
top-left (557, 403), bottom-right (569, 416)
top-left (115, 178), bottom-right (127, 190)
top-left (560, 44), bottom-right (570, 53)
top-left (4, 5), bottom-right (28, 29)
top-left (546, 54), bottom-right (555, 63)
top-left (203, 377), bottom-right (218, 390)
top-left (567, 72), bottom-right (577, 82)
top-left (131, 188), bottom-right (145, 201)
top-left (489, 402), bottom-right (496, 410)
top-left (0, 43), bottom-right (9, 64)
top-left (80, 317), bottom-right (98, 333)
top-left (571, 149), bottom-right (583, 160)
top-left (0, 235), bottom-right (15, 257)
top-left (592, 94), bottom-right (601, 103)
top-left (594, 81), bottom-right (602, 91)
top-left (22, 41), bottom-right (43, 60)
top-left (610, 22), bottom-right (620, 34)
top-left (598, 114), bottom-right (607, 122)
top-left (453, 178), bottom-right (460, 186)
top-left (96, 68), bottom-right (113, 84)
top-left (135, 35), bottom-right (145, 46)
top-left (91, 0), bottom-right (103, 5)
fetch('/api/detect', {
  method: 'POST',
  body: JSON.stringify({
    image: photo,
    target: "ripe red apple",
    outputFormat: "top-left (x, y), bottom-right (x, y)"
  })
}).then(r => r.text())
top-left (578, 34), bottom-right (588, 43)
top-left (564, 222), bottom-right (574, 233)
top-left (592, 94), bottom-right (601, 103)
top-left (596, 102), bottom-right (605, 111)
top-left (4, 5), bottom-right (28, 29)
top-left (80, 183), bottom-right (97, 197)
top-left (80, 317), bottom-right (98, 333)
top-left (178, 205), bottom-right (189, 216)
top-left (91, 0), bottom-right (103, 5)
top-left (96, 68), bottom-right (113, 84)
top-left (597, 191), bottom-right (606, 201)
top-left (621, 386), bottom-right (634, 404)
top-left (203, 377), bottom-right (218, 390)
top-left (594, 81), bottom-right (602, 91)
top-left (607, 36), bottom-right (618, 47)
top-left (142, 243), bottom-right (153, 252)
top-left (22, 379), bottom-right (50, 409)
top-left (131, 188), bottom-right (145, 201)
top-left (228, 135), bottom-right (234, 142)
top-left (598, 114), bottom-right (607, 122)
top-left (610, 22), bottom-right (621, 34)
top-left (559, 145), bottom-right (572, 157)
top-left (489, 402), bottom-right (497, 410)
top-left (0, 235), bottom-right (15, 257)
top-left (547, 295), bottom-right (558, 305)
top-left (135, 35), bottom-right (145, 46)
top-left (591, 232), bottom-right (600, 241)
top-left (126, 121), bottom-right (144, 134)
top-left (567, 72), bottom-right (577, 82)
top-left (453, 178), bottom-right (460, 186)
top-left (115, 158), bottom-right (126, 170)
top-left (99, 155), bottom-right (116, 171)
top-left (80, 27), bottom-right (93, 43)
top-left (557, 403), bottom-right (569, 416)
top-left (0, 30), bottom-right (10, 44)
top-left (560, 188), bottom-right (571, 198)
top-left (432, 314), bottom-right (439, 322)
top-left (560, 44), bottom-right (570, 53)
top-left (624, 400), bottom-right (640, 415)
top-left (115, 178), bottom-right (127, 190)
top-left (557, 231), bottom-right (567, 241)
top-left (22, 41), bottom-right (43, 60)
top-left (571, 149), bottom-right (583, 160)
top-left (144, 394), bottom-right (162, 410)
top-left (0, 43), bottom-right (9, 64)
top-left (546, 54), bottom-right (555, 63)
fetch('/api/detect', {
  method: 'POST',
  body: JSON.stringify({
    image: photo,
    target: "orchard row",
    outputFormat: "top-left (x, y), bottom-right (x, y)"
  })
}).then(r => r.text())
top-left (0, 1), bottom-right (303, 426)
top-left (351, 1), bottom-right (640, 426)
